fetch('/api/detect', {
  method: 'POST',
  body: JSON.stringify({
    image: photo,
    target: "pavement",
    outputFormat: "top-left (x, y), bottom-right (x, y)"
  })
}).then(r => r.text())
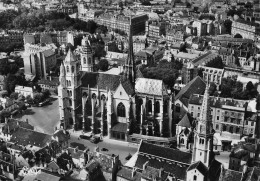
top-left (215, 151), bottom-right (230, 169)
top-left (16, 95), bottom-right (138, 164)
top-left (15, 95), bottom-right (61, 135)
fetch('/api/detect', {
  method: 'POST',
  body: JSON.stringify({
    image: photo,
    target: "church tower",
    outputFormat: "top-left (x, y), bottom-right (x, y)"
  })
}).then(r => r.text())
top-left (58, 62), bottom-right (69, 129)
top-left (80, 37), bottom-right (94, 72)
top-left (63, 48), bottom-right (81, 130)
top-left (192, 84), bottom-right (214, 167)
top-left (123, 16), bottom-right (135, 85)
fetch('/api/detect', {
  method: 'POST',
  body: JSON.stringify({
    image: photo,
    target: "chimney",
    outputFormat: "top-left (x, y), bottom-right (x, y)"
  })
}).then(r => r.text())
top-left (159, 168), bottom-right (164, 178)
top-left (131, 168), bottom-right (136, 178)
top-left (143, 161), bottom-right (149, 170)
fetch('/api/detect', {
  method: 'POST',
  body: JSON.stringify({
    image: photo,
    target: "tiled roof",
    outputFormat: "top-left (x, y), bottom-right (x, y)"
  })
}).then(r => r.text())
top-left (219, 169), bottom-right (243, 181)
top-left (177, 113), bottom-right (193, 128)
top-left (67, 148), bottom-right (85, 160)
top-left (187, 161), bottom-right (208, 175)
top-left (135, 78), bottom-right (167, 96)
top-left (42, 49), bottom-right (55, 58)
top-left (53, 130), bottom-right (70, 143)
top-left (208, 159), bottom-right (222, 181)
top-left (175, 76), bottom-right (206, 107)
top-left (38, 79), bottom-right (59, 86)
top-left (10, 127), bottom-right (52, 148)
top-left (142, 166), bottom-right (168, 181)
top-left (81, 72), bottom-right (121, 91)
top-left (139, 141), bottom-right (192, 164)
top-left (3, 119), bottom-right (34, 135)
top-left (35, 170), bottom-right (61, 181)
top-left (192, 51), bottom-right (219, 66)
top-left (244, 166), bottom-right (260, 181)
top-left (117, 166), bottom-right (141, 181)
top-left (111, 123), bottom-right (128, 133)
top-left (135, 154), bottom-right (187, 180)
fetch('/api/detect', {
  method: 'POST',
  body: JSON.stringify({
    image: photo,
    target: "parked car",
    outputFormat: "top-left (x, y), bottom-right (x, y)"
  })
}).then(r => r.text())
top-left (125, 153), bottom-right (132, 160)
top-left (90, 136), bottom-right (100, 144)
top-left (79, 135), bottom-right (92, 140)
top-left (214, 151), bottom-right (220, 155)
top-left (101, 148), bottom-right (109, 151)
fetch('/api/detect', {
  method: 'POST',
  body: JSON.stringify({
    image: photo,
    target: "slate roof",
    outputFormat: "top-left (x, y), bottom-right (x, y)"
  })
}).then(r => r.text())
top-left (208, 159), bottom-right (222, 181)
top-left (135, 78), bottom-right (167, 96)
top-left (81, 72), bottom-right (121, 91)
top-left (53, 130), bottom-right (70, 143)
top-left (138, 141), bottom-right (192, 164)
top-left (117, 166), bottom-right (141, 181)
top-left (187, 161), bottom-right (208, 175)
top-left (175, 76), bottom-right (206, 107)
top-left (10, 127), bottom-right (52, 148)
top-left (35, 169), bottom-right (61, 181)
top-left (142, 166), bottom-right (168, 181)
top-left (121, 80), bottom-right (135, 96)
top-left (64, 48), bottom-right (77, 63)
top-left (178, 113), bottom-right (193, 128)
top-left (2, 119), bottom-right (34, 135)
top-left (111, 123), bottom-right (128, 133)
top-left (192, 51), bottom-right (219, 66)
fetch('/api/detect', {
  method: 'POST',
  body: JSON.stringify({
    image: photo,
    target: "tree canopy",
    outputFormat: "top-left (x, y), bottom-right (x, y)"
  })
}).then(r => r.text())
top-left (205, 56), bottom-right (225, 69)
top-left (98, 59), bottom-right (109, 71)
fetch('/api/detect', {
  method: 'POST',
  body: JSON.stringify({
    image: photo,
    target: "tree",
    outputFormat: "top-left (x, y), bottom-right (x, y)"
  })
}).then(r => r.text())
top-left (209, 82), bottom-right (217, 96)
top-left (0, 110), bottom-right (11, 121)
top-left (98, 59), bottom-right (109, 71)
top-left (26, 95), bottom-right (34, 104)
top-left (224, 19), bottom-right (232, 34)
top-left (42, 89), bottom-right (51, 100)
top-left (33, 93), bottom-right (44, 104)
top-left (205, 56), bottom-right (225, 69)
top-left (10, 92), bottom-right (19, 100)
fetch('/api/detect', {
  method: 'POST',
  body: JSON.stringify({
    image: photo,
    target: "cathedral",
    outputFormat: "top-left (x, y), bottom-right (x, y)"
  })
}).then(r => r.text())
top-left (58, 19), bottom-right (175, 142)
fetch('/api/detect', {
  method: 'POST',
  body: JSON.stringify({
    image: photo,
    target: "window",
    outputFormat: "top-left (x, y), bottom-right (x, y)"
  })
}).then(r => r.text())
top-left (92, 93), bottom-right (96, 99)
top-left (71, 66), bottom-right (74, 73)
top-left (216, 124), bottom-right (219, 130)
top-left (155, 101), bottom-right (160, 113)
top-left (229, 126), bottom-right (233, 133)
top-left (180, 138), bottom-right (184, 144)
top-left (251, 121), bottom-right (254, 126)
top-left (83, 57), bottom-right (86, 64)
top-left (67, 66), bottom-right (69, 72)
top-left (191, 112), bottom-right (193, 117)
top-left (88, 57), bottom-right (92, 64)
top-left (223, 125), bottom-right (226, 131)
top-left (197, 113), bottom-right (200, 117)
top-left (193, 175), bottom-right (197, 181)
top-left (217, 116), bottom-right (219, 120)
top-left (69, 99), bottom-right (72, 106)
top-left (101, 94), bottom-right (106, 101)
top-left (176, 103), bottom-right (180, 112)
top-left (117, 102), bottom-right (126, 117)
top-left (236, 127), bottom-right (240, 134)
top-left (148, 100), bottom-right (152, 113)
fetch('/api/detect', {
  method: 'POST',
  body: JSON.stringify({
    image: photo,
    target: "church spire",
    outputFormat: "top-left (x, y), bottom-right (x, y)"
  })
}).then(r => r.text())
top-left (123, 15), bottom-right (135, 85)
top-left (199, 83), bottom-right (213, 135)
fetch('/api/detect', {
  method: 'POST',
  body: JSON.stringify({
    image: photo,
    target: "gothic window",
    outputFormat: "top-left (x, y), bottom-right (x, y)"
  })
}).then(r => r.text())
top-left (155, 101), bottom-right (160, 113)
top-left (148, 100), bottom-right (152, 113)
top-left (101, 94), bottom-right (106, 101)
top-left (180, 138), bottom-right (184, 144)
top-left (67, 66), bottom-right (69, 72)
top-left (82, 92), bottom-right (87, 97)
top-left (69, 99), bottom-right (72, 106)
top-left (117, 102), bottom-right (126, 117)
top-left (67, 90), bottom-right (70, 96)
top-left (66, 80), bottom-right (69, 86)
top-left (176, 103), bottom-right (180, 112)
top-left (83, 57), bottom-right (86, 64)
top-left (92, 93), bottom-right (96, 99)
top-left (71, 66), bottom-right (74, 73)
top-left (88, 57), bottom-right (91, 64)
top-left (194, 175), bottom-right (197, 181)
top-left (163, 100), bottom-right (168, 113)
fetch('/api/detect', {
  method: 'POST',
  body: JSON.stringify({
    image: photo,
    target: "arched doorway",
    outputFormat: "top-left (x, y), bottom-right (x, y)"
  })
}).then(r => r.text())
top-left (234, 33), bottom-right (243, 38)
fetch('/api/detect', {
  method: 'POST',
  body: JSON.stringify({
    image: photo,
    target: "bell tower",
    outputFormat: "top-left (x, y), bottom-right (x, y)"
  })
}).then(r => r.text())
top-left (192, 84), bottom-right (214, 167)
top-left (63, 48), bottom-right (81, 130)
top-left (80, 37), bottom-right (94, 72)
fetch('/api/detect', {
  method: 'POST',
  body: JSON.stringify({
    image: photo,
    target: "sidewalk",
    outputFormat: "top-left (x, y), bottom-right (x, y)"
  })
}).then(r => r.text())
top-left (68, 129), bottom-right (138, 148)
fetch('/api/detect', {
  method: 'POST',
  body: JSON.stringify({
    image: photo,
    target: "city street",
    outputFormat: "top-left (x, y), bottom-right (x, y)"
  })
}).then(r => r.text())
top-left (16, 95), bottom-right (138, 164)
